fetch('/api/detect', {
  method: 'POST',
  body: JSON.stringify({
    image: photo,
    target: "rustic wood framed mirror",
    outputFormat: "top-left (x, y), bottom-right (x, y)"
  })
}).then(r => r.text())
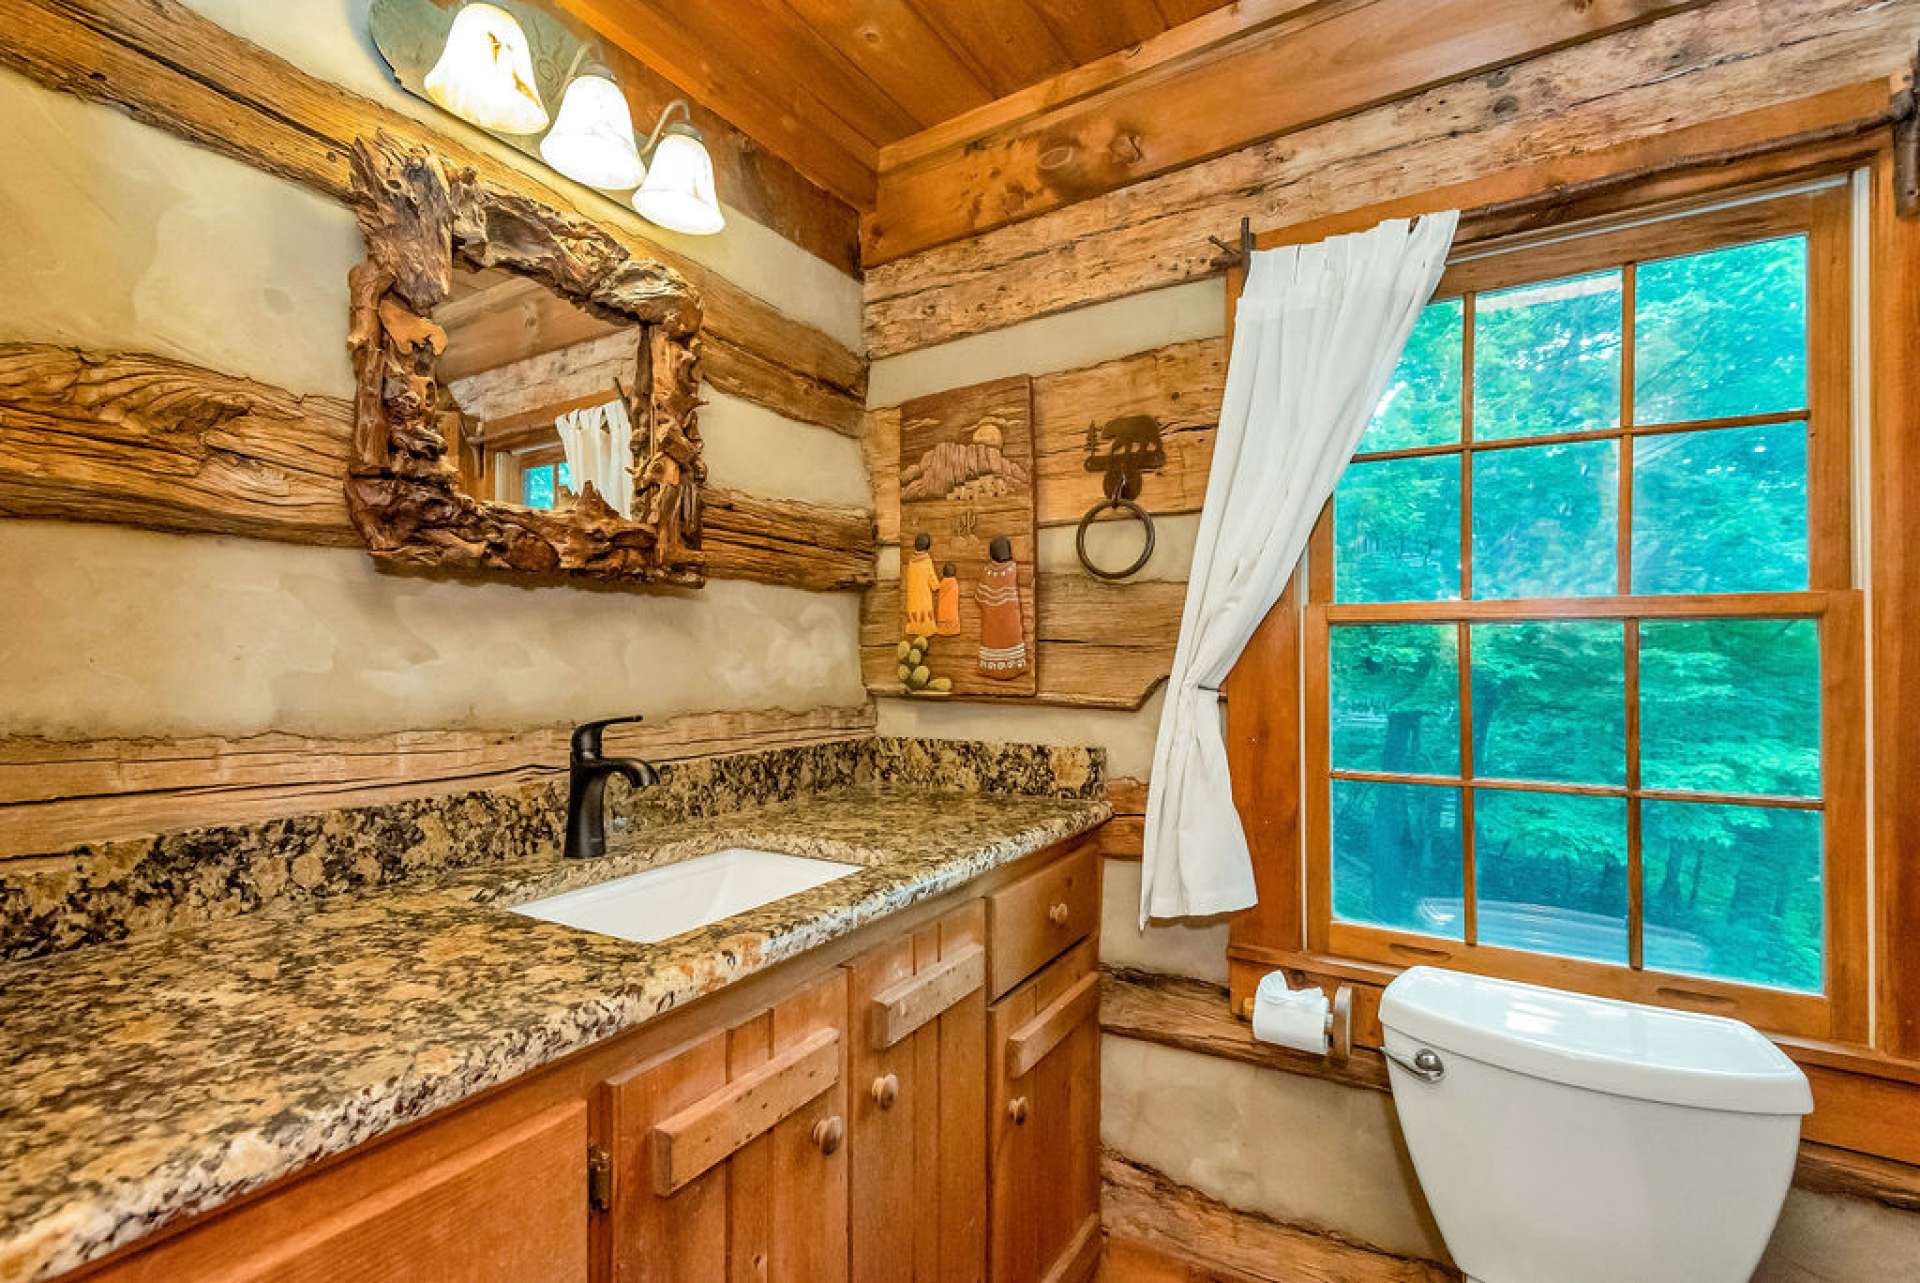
top-left (345, 133), bottom-right (706, 587)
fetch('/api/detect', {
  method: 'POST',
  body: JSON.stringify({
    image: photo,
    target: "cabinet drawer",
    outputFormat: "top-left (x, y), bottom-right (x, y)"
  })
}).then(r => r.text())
top-left (987, 842), bottom-right (1098, 1000)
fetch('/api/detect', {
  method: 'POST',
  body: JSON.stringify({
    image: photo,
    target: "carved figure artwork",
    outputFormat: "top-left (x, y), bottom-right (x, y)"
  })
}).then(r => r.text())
top-left (895, 376), bottom-right (1037, 697)
top-left (903, 532), bottom-right (939, 635)
top-left (976, 536), bottom-right (1029, 681)
top-left (935, 562), bottom-right (961, 636)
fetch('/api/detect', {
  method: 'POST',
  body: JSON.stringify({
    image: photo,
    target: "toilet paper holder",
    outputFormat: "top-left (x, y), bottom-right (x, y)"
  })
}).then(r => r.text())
top-left (1326, 984), bottom-right (1353, 1063)
top-left (1240, 982), bottom-right (1353, 1063)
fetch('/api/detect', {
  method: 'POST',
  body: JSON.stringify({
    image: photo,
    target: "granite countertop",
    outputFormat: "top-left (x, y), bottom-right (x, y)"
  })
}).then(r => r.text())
top-left (0, 787), bottom-right (1109, 1282)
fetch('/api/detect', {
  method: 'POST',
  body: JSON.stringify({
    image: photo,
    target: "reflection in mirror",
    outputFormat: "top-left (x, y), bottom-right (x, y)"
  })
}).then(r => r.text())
top-left (430, 265), bottom-right (645, 519)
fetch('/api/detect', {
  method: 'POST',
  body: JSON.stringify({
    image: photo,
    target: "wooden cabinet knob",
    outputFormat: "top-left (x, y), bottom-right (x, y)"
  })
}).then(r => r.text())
top-left (1007, 1096), bottom-right (1029, 1125)
top-left (1048, 902), bottom-right (1070, 926)
top-left (812, 1115), bottom-right (845, 1155)
top-left (870, 1073), bottom-right (899, 1109)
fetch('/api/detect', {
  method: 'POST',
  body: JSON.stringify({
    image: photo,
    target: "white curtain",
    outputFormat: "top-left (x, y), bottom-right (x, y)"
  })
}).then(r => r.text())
top-left (555, 398), bottom-right (636, 518)
top-left (1140, 212), bottom-right (1459, 926)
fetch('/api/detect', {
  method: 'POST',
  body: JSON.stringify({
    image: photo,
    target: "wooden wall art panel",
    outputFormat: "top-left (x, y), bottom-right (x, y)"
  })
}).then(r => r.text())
top-left (893, 376), bottom-right (1038, 698)
top-left (0, 343), bottom-right (875, 593)
top-left (861, 576), bottom-right (1182, 711)
top-left (345, 134), bottom-right (705, 586)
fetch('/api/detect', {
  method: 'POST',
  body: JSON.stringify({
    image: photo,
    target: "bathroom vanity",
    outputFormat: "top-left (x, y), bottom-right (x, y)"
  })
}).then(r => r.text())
top-left (0, 761), bottom-right (1108, 1283)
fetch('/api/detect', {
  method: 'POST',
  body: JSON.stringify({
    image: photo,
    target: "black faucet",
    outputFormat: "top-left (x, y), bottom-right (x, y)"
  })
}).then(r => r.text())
top-left (565, 716), bottom-right (659, 860)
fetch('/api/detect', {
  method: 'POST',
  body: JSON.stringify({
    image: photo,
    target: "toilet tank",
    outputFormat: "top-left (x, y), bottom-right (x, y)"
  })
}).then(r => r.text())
top-left (1380, 967), bottom-right (1811, 1283)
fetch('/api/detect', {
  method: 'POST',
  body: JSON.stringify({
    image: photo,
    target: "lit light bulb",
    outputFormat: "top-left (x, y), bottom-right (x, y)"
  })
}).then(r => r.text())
top-left (540, 69), bottom-right (646, 190)
top-left (423, 3), bottom-right (549, 136)
top-left (633, 123), bottom-right (725, 235)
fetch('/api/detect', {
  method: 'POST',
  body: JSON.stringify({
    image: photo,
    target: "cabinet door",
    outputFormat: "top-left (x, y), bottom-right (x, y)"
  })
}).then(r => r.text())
top-left (848, 901), bottom-right (989, 1283)
top-left (603, 969), bottom-right (851, 1283)
top-left (988, 939), bottom-right (1101, 1283)
top-left (98, 1101), bottom-right (590, 1283)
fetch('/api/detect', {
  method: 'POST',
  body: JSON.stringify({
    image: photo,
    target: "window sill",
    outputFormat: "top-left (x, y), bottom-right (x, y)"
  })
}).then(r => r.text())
top-left (1226, 942), bottom-right (1920, 1167)
top-left (1109, 961), bottom-right (1920, 1208)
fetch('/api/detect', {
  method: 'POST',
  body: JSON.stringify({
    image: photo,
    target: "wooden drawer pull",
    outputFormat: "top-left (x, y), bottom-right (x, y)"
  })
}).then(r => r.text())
top-left (870, 1073), bottom-right (899, 1109)
top-left (868, 943), bottom-right (986, 1050)
top-left (1047, 902), bottom-right (1070, 926)
top-left (1007, 1096), bottom-right (1029, 1125)
top-left (650, 1027), bottom-right (840, 1195)
top-left (812, 1115), bottom-right (845, 1155)
top-left (1005, 972), bottom-right (1099, 1080)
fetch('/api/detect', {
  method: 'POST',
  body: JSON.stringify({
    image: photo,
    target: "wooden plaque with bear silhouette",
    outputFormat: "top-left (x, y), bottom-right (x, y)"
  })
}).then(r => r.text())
top-left (896, 375), bottom-right (1038, 698)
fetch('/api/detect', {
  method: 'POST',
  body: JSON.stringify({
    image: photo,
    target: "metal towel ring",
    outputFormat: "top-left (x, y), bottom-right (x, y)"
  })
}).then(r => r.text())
top-left (1076, 494), bottom-right (1156, 580)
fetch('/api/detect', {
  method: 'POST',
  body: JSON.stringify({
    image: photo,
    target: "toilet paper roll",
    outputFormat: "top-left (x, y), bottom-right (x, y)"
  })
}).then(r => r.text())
top-left (1250, 974), bottom-right (1330, 1055)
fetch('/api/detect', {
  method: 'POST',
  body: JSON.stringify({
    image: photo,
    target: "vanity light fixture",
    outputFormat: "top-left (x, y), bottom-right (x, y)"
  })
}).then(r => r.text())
top-left (632, 99), bottom-right (725, 236)
top-left (423, 2), bottom-right (549, 136)
top-left (540, 62), bottom-right (647, 191)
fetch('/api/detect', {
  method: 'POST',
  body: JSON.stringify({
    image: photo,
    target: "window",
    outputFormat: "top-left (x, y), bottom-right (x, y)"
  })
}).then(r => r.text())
top-left (505, 444), bottom-right (573, 510)
top-left (1303, 185), bottom-right (1864, 1038)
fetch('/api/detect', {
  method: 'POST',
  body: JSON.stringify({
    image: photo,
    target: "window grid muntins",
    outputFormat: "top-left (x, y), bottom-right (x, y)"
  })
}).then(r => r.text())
top-left (1326, 230), bottom-right (1827, 994)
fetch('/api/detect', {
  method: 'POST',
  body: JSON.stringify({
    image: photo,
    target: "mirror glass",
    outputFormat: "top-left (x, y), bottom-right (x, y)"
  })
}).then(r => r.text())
top-left (430, 265), bottom-right (646, 517)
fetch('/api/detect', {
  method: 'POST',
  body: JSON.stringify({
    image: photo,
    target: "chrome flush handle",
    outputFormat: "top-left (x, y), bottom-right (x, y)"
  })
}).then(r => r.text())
top-left (1384, 1046), bottom-right (1445, 1084)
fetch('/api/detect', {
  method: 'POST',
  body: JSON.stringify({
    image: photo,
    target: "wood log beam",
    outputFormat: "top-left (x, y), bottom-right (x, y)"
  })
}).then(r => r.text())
top-left (0, 343), bottom-right (875, 592)
top-left (0, 0), bottom-right (867, 434)
top-left (0, 706), bottom-right (877, 857)
top-left (860, 575), bottom-right (1181, 710)
top-left (1100, 968), bottom-right (1391, 1094)
top-left (864, 2), bottom-right (1920, 357)
top-left (1101, 1149), bottom-right (1458, 1283)
top-left (862, 0), bottom-right (1710, 265)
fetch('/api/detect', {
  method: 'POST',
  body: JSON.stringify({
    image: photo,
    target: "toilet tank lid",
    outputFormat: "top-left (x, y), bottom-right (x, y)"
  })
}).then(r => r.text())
top-left (1379, 967), bottom-right (1813, 1115)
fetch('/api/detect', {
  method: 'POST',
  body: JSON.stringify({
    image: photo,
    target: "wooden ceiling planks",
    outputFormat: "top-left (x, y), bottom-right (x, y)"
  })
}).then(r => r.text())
top-left (558, 0), bottom-right (1240, 209)
top-left (1022, 0), bottom-right (1172, 64)
top-left (558, 0), bottom-right (884, 208)
top-left (781, 0), bottom-right (997, 129)
top-left (902, 0), bottom-right (1078, 97)
top-left (558, 0), bottom-right (1699, 264)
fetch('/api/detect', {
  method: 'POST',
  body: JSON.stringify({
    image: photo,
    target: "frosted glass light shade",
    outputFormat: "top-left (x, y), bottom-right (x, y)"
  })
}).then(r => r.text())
top-left (632, 127), bottom-right (725, 235)
top-left (540, 72), bottom-right (646, 190)
top-left (424, 3), bottom-right (548, 136)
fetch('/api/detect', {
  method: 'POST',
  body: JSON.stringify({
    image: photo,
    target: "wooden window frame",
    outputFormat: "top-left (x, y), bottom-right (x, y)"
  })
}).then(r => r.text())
top-left (1299, 186), bottom-right (1864, 1042)
top-left (1224, 161), bottom-right (1889, 1052)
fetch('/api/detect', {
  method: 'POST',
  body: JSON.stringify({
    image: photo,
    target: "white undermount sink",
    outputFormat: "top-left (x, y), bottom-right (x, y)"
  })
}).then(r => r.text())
top-left (510, 848), bottom-right (861, 944)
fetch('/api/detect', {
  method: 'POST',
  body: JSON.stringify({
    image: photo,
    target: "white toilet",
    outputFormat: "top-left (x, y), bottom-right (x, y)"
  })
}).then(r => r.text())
top-left (1380, 966), bottom-right (1812, 1283)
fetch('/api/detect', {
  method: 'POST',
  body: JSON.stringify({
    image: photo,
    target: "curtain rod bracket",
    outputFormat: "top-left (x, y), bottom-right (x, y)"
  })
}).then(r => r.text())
top-left (1896, 42), bottom-right (1920, 220)
top-left (1208, 216), bottom-right (1255, 272)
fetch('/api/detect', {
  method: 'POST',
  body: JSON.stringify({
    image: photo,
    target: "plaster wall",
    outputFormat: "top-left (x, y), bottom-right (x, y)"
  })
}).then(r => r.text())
top-left (0, 12), bottom-right (867, 746)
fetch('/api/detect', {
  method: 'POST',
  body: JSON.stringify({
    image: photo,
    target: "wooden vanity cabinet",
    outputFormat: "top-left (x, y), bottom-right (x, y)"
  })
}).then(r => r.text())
top-left (599, 969), bottom-right (852, 1283)
top-left (62, 833), bottom-right (1105, 1283)
top-left (846, 901), bottom-right (990, 1283)
top-left (988, 938), bottom-right (1102, 1283)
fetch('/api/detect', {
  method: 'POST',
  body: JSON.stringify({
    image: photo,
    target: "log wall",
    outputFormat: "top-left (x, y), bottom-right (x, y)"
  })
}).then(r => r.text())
top-left (0, 1), bottom-right (877, 859)
top-left (858, 1), bottom-right (1920, 1268)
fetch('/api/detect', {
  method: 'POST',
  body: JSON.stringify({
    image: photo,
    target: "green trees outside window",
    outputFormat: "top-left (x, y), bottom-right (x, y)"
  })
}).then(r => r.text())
top-left (1326, 227), bottom-right (1828, 994)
